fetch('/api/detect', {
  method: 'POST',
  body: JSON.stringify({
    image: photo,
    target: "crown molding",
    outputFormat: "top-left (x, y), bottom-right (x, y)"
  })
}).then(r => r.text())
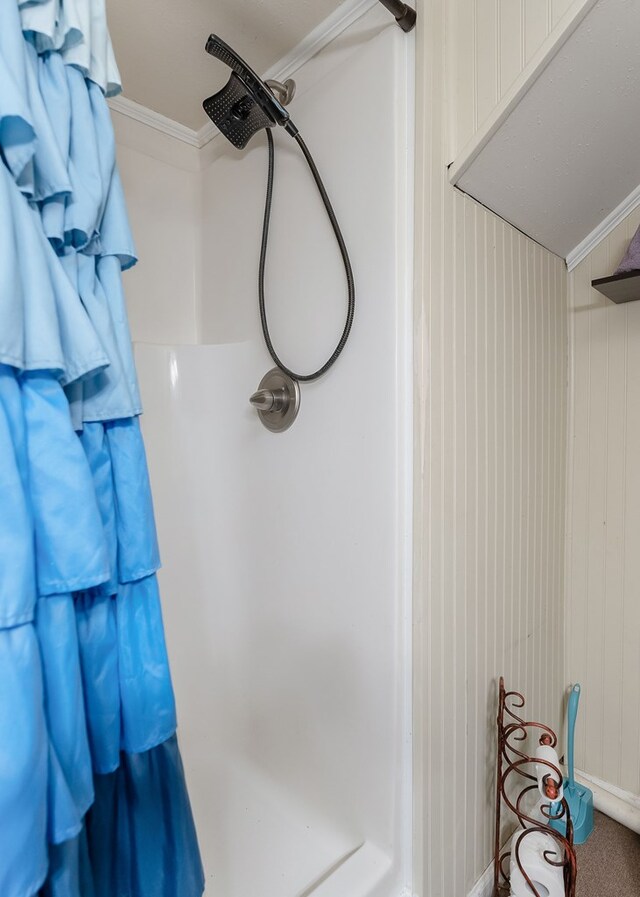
top-left (566, 181), bottom-right (640, 272)
top-left (107, 94), bottom-right (202, 147)
top-left (109, 0), bottom-right (377, 150)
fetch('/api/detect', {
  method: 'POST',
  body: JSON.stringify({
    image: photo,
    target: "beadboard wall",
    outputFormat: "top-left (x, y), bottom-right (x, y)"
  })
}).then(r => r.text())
top-left (450, 0), bottom-right (576, 159)
top-left (414, 2), bottom-right (569, 894)
top-left (566, 209), bottom-right (640, 799)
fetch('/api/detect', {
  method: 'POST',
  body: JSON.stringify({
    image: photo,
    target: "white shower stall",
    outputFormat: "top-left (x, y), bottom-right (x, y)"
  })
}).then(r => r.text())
top-left (112, 5), bottom-right (414, 895)
top-left (105, 0), bottom-right (640, 893)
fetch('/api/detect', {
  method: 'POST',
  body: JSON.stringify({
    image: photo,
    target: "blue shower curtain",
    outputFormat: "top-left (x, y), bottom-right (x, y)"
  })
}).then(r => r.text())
top-left (0, 2), bottom-right (204, 896)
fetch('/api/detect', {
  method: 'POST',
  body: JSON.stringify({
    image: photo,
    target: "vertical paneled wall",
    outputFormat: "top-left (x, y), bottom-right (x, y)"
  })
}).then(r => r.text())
top-left (450, 0), bottom-right (575, 159)
top-left (414, 2), bottom-right (568, 894)
top-left (566, 211), bottom-right (640, 798)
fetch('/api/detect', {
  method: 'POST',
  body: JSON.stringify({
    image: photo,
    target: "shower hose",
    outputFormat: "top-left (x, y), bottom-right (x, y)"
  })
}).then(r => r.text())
top-left (259, 128), bottom-right (355, 382)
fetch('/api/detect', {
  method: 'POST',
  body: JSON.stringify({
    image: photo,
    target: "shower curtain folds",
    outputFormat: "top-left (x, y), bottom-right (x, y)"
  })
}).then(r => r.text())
top-left (0, 2), bottom-right (204, 896)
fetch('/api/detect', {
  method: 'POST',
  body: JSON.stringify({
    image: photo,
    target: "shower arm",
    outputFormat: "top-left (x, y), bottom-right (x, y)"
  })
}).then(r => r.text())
top-left (265, 79), bottom-right (296, 107)
top-left (377, 0), bottom-right (416, 32)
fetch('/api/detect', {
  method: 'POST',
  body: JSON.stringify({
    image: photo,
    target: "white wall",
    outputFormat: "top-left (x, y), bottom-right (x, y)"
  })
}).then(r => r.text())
top-left (413, 2), bottom-right (569, 895)
top-left (566, 209), bottom-right (640, 800)
top-left (112, 111), bottom-right (201, 344)
top-left (124, 7), bottom-right (413, 897)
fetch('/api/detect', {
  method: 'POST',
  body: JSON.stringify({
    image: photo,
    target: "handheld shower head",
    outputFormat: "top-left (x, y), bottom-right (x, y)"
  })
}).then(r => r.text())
top-left (202, 34), bottom-right (355, 392)
top-left (203, 35), bottom-right (297, 149)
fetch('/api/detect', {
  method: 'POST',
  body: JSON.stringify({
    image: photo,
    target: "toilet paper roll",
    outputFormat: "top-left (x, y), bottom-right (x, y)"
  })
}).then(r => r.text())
top-left (509, 829), bottom-right (564, 897)
top-left (534, 744), bottom-right (564, 803)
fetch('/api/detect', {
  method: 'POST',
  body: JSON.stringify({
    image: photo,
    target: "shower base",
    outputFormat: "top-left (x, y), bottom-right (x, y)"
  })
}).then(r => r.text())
top-left (194, 754), bottom-right (395, 897)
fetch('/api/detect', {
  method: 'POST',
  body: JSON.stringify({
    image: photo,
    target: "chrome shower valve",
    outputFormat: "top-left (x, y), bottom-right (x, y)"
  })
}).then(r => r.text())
top-left (249, 368), bottom-right (300, 432)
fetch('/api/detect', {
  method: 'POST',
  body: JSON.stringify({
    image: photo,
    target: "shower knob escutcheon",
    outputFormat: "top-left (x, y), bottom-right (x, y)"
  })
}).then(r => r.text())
top-left (249, 368), bottom-right (300, 432)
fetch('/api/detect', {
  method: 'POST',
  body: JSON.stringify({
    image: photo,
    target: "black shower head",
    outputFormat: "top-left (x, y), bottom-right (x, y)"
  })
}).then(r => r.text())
top-left (202, 36), bottom-right (354, 386)
top-left (203, 35), bottom-right (297, 149)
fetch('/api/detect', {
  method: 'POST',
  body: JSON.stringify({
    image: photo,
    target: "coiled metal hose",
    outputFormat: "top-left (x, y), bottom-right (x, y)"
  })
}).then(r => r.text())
top-left (258, 128), bottom-right (355, 382)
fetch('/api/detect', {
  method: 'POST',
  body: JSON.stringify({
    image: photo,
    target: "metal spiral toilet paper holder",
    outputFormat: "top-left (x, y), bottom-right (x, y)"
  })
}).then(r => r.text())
top-left (494, 677), bottom-right (578, 897)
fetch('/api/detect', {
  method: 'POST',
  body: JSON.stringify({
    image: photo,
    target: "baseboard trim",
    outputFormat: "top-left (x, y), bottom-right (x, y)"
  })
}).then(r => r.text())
top-left (575, 769), bottom-right (640, 835)
top-left (467, 861), bottom-right (494, 897)
top-left (461, 772), bottom-right (640, 897)
top-left (462, 772), bottom-right (640, 896)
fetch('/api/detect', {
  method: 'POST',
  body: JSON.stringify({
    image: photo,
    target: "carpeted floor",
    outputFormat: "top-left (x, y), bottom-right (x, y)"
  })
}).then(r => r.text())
top-left (576, 811), bottom-right (640, 896)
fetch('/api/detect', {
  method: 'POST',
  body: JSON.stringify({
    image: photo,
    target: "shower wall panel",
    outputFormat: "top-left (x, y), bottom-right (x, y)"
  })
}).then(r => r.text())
top-left (131, 7), bottom-right (413, 897)
top-left (112, 113), bottom-right (201, 345)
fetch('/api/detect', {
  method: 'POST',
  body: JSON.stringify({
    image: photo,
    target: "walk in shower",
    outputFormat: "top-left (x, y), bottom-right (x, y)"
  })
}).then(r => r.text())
top-left (116, 5), bottom-right (415, 895)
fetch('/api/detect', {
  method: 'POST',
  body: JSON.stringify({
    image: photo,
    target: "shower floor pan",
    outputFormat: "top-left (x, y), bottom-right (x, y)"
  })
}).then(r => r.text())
top-left (197, 755), bottom-right (394, 897)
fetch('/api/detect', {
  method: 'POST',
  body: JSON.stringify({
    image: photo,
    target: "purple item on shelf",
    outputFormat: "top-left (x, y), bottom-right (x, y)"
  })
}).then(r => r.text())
top-left (615, 224), bottom-right (640, 274)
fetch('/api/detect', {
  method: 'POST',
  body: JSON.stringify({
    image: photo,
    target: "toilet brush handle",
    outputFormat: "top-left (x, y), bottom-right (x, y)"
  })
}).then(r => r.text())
top-left (567, 684), bottom-right (580, 787)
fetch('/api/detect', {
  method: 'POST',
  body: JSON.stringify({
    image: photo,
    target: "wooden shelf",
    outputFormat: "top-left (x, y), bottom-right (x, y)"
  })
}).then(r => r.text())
top-left (591, 271), bottom-right (640, 304)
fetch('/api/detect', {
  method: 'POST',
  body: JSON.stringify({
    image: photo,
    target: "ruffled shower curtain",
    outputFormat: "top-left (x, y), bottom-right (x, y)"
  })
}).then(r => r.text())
top-left (0, 2), bottom-right (205, 896)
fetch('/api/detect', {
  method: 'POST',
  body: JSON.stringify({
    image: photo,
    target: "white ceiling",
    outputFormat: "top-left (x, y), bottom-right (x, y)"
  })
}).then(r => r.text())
top-left (106, 0), bottom-right (346, 130)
